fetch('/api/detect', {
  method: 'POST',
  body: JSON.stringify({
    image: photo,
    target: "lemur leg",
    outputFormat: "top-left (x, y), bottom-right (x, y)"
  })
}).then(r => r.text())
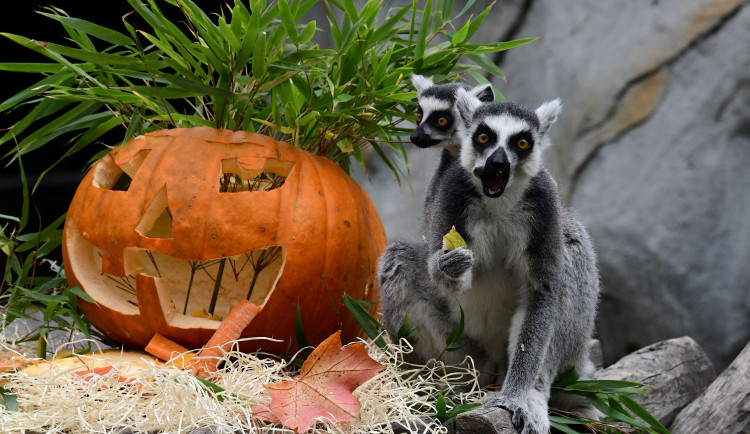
top-left (378, 241), bottom-right (466, 362)
top-left (484, 289), bottom-right (556, 434)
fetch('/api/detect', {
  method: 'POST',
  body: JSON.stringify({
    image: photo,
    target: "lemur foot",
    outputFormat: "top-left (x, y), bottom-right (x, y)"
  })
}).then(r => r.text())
top-left (437, 247), bottom-right (474, 279)
top-left (484, 395), bottom-right (549, 434)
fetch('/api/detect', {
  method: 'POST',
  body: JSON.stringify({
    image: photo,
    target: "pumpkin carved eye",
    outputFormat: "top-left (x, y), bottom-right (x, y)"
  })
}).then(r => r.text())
top-left (517, 139), bottom-right (529, 149)
top-left (477, 133), bottom-right (490, 144)
top-left (415, 112), bottom-right (422, 123)
top-left (437, 117), bottom-right (449, 126)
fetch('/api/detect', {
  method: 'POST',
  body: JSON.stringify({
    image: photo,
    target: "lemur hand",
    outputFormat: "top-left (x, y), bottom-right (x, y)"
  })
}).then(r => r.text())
top-left (427, 247), bottom-right (474, 294)
top-left (484, 394), bottom-right (549, 434)
top-left (438, 247), bottom-right (474, 279)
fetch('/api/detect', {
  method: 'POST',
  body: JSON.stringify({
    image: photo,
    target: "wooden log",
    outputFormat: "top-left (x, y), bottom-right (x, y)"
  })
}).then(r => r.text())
top-left (670, 339), bottom-right (750, 434)
top-left (595, 336), bottom-right (715, 427)
top-left (445, 406), bottom-right (516, 434)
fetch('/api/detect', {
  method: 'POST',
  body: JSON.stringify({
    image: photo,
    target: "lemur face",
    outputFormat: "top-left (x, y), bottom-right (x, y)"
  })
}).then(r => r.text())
top-left (455, 88), bottom-right (562, 198)
top-left (410, 75), bottom-right (493, 149)
top-left (412, 92), bottom-right (456, 148)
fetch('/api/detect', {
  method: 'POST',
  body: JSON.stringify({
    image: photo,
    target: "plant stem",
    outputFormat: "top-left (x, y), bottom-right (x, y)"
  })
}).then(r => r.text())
top-left (183, 262), bottom-right (197, 315)
top-left (208, 258), bottom-right (226, 316)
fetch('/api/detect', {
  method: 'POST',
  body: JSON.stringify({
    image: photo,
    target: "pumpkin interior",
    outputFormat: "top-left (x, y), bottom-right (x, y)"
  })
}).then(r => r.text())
top-left (66, 219), bottom-right (286, 325)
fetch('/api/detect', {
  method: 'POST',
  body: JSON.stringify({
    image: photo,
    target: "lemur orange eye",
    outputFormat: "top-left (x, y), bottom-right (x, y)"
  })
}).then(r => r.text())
top-left (477, 133), bottom-right (489, 144)
top-left (437, 117), bottom-right (448, 126)
top-left (415, 113), bottom-right (422, 123)
top-left (517, 139), bottom-right (529, 149)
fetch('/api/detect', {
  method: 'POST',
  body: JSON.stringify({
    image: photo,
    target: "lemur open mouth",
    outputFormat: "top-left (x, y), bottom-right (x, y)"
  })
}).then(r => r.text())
top-left (480, 167), bottom-right (509, 198)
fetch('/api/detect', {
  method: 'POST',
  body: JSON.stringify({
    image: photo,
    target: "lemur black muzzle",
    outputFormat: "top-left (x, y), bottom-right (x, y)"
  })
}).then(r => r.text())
top-left (410, 128), bottom-right (441, 148)
top-left (475, 148), bottom-right (510, 198)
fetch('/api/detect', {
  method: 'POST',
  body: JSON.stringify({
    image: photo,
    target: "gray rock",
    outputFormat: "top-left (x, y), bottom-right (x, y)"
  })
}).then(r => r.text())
top-left (670, 339), bottom-right (750, 434)
top-left (568, 2), bottom-right (750, 370)
top-left (354, 0), bottom-right (750, 372)
top-left (589, 338), bottom-right (603, 370)
top-left (595, 336), bottom-right (715, 427)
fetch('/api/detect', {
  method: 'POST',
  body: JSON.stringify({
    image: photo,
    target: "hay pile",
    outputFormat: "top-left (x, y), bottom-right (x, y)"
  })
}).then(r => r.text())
top-left (0, 334), bottom-right (485, 434)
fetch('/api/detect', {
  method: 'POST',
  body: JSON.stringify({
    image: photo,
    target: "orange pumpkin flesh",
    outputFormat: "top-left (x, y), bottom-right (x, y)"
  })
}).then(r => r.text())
top-left (62, 127), bottom-right (385, 354)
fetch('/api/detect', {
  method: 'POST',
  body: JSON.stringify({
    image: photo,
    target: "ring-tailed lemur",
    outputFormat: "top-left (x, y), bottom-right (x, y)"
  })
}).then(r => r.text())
top-left (410, 74), bottom-right (494, 154)
top-left (378, 87), bottom-right (600, 433)
top-left (410, 75), bottom-right (495, 246)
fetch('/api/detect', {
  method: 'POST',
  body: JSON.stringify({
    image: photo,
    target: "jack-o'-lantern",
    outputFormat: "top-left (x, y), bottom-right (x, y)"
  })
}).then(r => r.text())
top-left (62, 127), bottom-right (386, 354)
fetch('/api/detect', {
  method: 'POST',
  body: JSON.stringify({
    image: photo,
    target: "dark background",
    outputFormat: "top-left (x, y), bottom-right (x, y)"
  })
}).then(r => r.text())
top-left (0, 1), bottom-right (221, 234)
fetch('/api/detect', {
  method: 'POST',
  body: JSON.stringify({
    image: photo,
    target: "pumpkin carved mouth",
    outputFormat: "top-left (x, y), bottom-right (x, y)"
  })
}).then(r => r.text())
top-left (66, 219), bottom-right (286, 327)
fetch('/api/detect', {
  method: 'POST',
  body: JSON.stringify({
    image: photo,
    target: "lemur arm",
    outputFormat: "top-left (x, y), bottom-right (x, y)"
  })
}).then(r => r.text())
top-left (499, 285), bottom-right (556, 399)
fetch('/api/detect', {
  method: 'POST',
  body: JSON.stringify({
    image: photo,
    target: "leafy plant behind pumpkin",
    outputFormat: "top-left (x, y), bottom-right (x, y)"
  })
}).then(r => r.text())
top-left (0, 0), bottom-right (534, 181)
top-left (0, 0), bottom-right (533, 358)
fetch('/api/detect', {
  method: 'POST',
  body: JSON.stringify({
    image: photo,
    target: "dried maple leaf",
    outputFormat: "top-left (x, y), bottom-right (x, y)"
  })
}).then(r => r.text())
top-left (253, 330), bottom-right (385, 432)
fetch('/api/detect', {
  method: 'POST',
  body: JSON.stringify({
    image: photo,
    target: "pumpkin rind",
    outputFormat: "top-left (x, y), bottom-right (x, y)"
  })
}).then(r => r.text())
top-left (63, 127), bottom-right (385, 353)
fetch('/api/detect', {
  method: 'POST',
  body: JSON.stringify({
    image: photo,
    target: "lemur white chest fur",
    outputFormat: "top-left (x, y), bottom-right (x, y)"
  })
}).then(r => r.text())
top-left (459, 192), bottom-right (534, 361)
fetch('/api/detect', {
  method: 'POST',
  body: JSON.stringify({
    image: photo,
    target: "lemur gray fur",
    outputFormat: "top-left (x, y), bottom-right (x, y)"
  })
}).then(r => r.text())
top-left (378, 85), bottom-right (600, 433)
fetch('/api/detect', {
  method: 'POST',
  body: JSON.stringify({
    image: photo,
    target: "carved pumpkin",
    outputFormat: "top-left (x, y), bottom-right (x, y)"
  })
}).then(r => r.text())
top-left (62, 127), bottom-right (385, 354)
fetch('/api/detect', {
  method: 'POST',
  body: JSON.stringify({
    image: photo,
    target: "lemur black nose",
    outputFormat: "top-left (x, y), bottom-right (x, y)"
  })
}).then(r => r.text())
top-left (409, 131), bottom-right (421, 145)
top-left (486, 148), bottom-right (509, 171)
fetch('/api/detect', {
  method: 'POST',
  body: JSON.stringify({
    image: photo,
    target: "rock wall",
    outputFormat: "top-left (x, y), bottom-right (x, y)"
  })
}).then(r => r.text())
top-left (354, 0), bottom-right (750, 369)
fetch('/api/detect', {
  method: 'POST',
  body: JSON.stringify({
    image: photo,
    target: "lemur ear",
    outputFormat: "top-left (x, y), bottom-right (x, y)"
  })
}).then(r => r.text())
top-left (455, 88), bottom-right (482, 128)
top-left (535, 99), bottom-right (562, 135)
top-left (470, 84), bottom-right (494, 102)
top-left (411, 74), bottom-right (433, 95)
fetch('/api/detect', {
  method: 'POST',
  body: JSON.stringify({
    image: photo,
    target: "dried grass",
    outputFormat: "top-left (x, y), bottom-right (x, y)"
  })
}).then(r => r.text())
top-left (0, 334), bottom-right (485, 434)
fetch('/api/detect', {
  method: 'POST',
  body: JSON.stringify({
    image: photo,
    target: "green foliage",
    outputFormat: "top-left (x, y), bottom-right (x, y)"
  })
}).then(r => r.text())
top-left (435, 391), bottom-right (481, 423)
top-left (0, 385), bottom-right (19, 411)
top-left (0, 162), bottom-right (110, 357)
top-left (0, 0), bottom-right (534, 180)
top-left (342, 293), bottom-right (386, 350)
top-left (344, 298), bottom-right (669, 433)
top-left (550, 367), bottom-right (671, 433)
top-left (0, 0), bottom-right (533, 360)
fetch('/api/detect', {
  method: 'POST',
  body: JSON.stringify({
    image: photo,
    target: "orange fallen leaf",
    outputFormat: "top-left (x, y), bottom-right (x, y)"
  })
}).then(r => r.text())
top-left (253, 330), bottom-right (385, 432)
top-left (73, 366), bottom-right (132, 384)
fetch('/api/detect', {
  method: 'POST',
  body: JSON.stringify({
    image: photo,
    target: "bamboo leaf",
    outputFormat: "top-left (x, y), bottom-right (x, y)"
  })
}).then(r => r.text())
top-left (342, 293), bottom-right (386, 350)
top-left (37, 12), bottom-right (134, 45)
top-left (0, 386), bottom-right (18, 411)
top-left (451, 19), bottom-right (471, 46)
top-left (0, 63), bottom-right (65, 73)
top-left (278, 0), bottom-right (298, 45)
top-left (67, 286), bottom-right (97, 304)
top-left (298, 20), bottom-right (317, 45)
top-left (414, 0), bottom-right (433, 62)
top-left (620, 395), bottom-right (670, 434)
top-left (252, 32), bottom-right (267, 78)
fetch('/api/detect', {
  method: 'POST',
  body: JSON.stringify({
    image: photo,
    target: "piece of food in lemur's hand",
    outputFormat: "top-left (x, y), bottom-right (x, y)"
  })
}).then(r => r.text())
top-left (442, 226), bottom-right (467, 250)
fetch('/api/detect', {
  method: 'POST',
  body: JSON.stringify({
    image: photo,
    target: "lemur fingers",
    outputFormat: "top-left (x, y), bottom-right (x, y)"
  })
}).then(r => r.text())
top-left (427, 247), bottom-right (474, 293)
top-left (439, 247), bottom-right (474, 278)
top-left (484, 392), bottom-right (549, 434)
